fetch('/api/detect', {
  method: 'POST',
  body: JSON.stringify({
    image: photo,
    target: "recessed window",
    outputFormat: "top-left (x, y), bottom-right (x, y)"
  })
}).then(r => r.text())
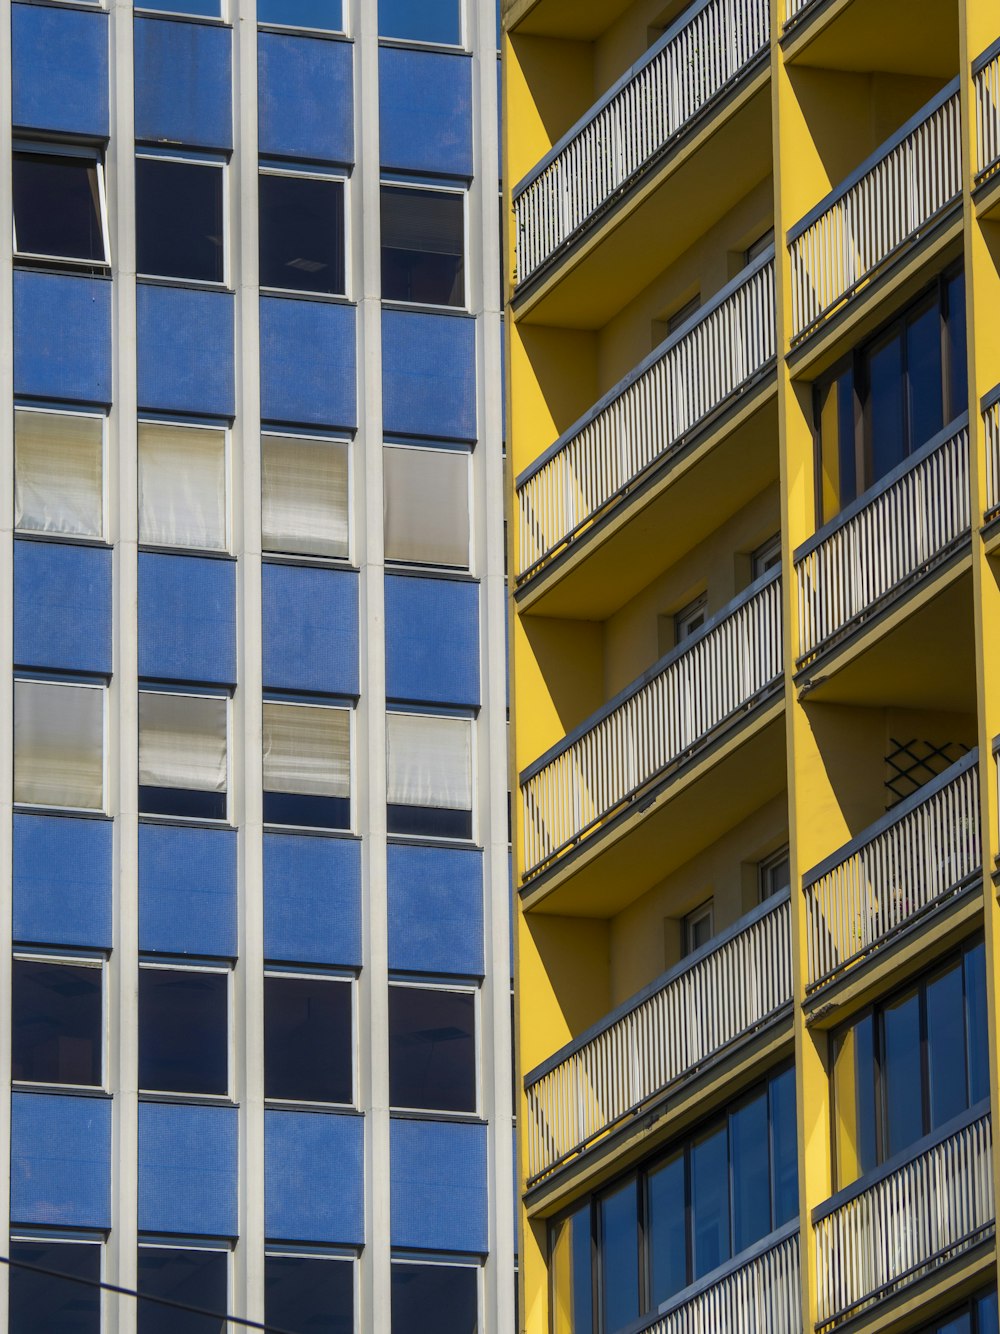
top-left (745, 228), bottom-right (774, 264)
top-left (139, 965), bottom-right (229, 1097)
top-left (137, 1244), bottom-right (229, 1334)
top-left (15, 408), bottom-right (104, 540)
top-left (258, 0), bottom-right (343, 29)
top-left (381, 185), bottom-right (465, 309)
top-left (263, 701), bottom-right (351, 830)
top-left (386, 712), bottom-right (473, 840)
top-left (391, 1260), bottom-right (479, 1334)
top-left (13, 150), bottom-right (108, 264)
top-left (759, 845), bottom-right (790, 901)
top-left (261, 434), bottom-right (350, 560)
top-left (383, 445), bottom-right (470, 569)
top-left (9, 1236), bottom-right (102, 1334)
top-left (751, 533), bottom-right (781, 579)
top-left (259, 170), bottom-right (346, 296)
top-left (388, 983), bottom-right (477, 1113)
top-left (674, 594), bottom-right (707, 646)
top-left (266, 1253), bottom-right (355, 1334)
top-left (682, 900), bottom-right (713, 956)
top-left (666, 294), bottom-right (700, 336)
top-left (136, 156), bottom-right (225, 285)
top-left (14, 679), bottom-right (105, 812)
top-left (138, 690), bottom-right (228, 821)
top-left (139, 421), bottom-right (228, 552)
top-left (265, 972), bottom-right (353, 1104)
top-left (379, 0), bottom-right (462, 45)
top-left (12, 957), bottom-right (103, 1088)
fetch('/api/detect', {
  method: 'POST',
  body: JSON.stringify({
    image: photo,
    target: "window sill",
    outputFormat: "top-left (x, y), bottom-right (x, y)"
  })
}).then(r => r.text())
top-left (377, 36), bottom-right (470, 57)
top-left (264, 1100), bottom-right (361, 1116)
top-left (256, 21), bottom-right (350, 41)
top-left (263, 822), bottom-right (357, 839)
top-left (261, 552), bottom-right (357, 573)
top-left (133, 8), bottom-right (230, 28)
top-left (138, 1092), bottom-right (238, 1108)
top-left (14, 258), bottom-right (111, 279)
top-left (14, 803), bottom-right (109, 821)
top-left (381, 298), bottom-right (472, 318)
top-left (137, 813), bottom-right (233, 832)
top-left (385, 833), bottom-right (481, 852)
top-left (260, 286), bottom-right (354, 307)
top-left (12, 1082), bottom-right (110, 1100)
top-left (385, 562), bottom-right (478, 583)
top-left (136, 275), bottom-right (233, 296)
top-left (389, 1108), bottom-right (486, 1125)
top-left (138, 544), bottom-right (234, 561)
top-left (14, 530), bottom-right (110, 550)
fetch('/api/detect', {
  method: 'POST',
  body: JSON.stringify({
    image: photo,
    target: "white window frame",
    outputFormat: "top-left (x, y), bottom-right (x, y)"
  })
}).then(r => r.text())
top-left (759, 844), bottom-right (790, 902)
top-left (135, 151), bottom-right (229, 287)
top-left (137, 416), bottom-right (232, 555)
top-left (259, 165), bottom-right (351, 301)
top-left (12, 142), bottom-right (111, 268)
top-left (256, 0), bottom-right (348, 36)
top-left (138, 687), bottom-right (232, 826)
top-left (262, 697), bottom-right (355, 835)
top-left (10, 1232), bottom-right (106, 1327)
top-left (263, 968), bottom-right (357, 1110)
top-left (745, 227), bottom-right (775, 265)
top-left (666, 294), bottom-right (700, 335)
top-left (751, 533), bottom-right (782, 579)
top-left (387, 977), bottom-right (480, 1118)
top-left (14, 677), bottom-right (108, 815)
top-left (674, 593), bottom-right (707, 646)
top-left (378, 0), bottom-right (466, 52)
top-left (260, 430), bottom-right (353, 564)
top-left (380, 178), bottom-right (469, 314)
top-left (11, 952), bottom-right (107, 1094)
top-left (683, 899), bottom-right (714, 956)
top-left (386, 707), bottom-right (477, 845)
top-left (138, 959), bottom-right (233, 1100)
top-left (265, 1249), bottom-right (359, 1328)
top-left (14, 403), bottom-right (109, 542)
top-left (389, 1254), bottom-right (483, 1327)
top-left (382, 441), bottom-right (473, 573)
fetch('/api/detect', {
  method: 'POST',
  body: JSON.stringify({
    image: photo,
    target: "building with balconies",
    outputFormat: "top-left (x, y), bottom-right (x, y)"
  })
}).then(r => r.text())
top-left (503, 0), bottom-right (1000, 1331)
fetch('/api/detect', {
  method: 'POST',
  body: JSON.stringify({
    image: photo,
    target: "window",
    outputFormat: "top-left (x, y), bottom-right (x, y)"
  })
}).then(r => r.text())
top-left (386, 712), bottom-right (474, 840)
top-left (14, 679), bottom-right (105, 811)
top-left (831, 938), bottom-right (989, 1189)
top-left (138, 421), bottom-right (228, 552)
top-left (379, 0), bottom-right (462, 46)
top-left (264, 971), bottom-right (353, 1105)
top-left (667, 294), bottom-right (700, 335)
top-left (263, 701), bottom-right (351, 830)
top-left (745, 228), bottom-right (774, 264)
top-left (674, 594), bottom-right (707, 646)
top-left (12, 957), bottom-right (103, 1088)
top-left (759, 846), bottom-right (790, 901)
top-left (259, 170), bottom-right (346, 296)
top-left (388, 982), bottom-right (477, 1114)
top-left (551, 1203), bottom-right (592, 1334)
top-left (600, 1177), bottom-right (639, 1332)
top-left (258, 0), bottom-right (343, 30)
top-left (381, 185), bottom-right (465, 308)
top-left (139, 964), bottom-right (229, 1097)
top-left (683, 900), bottom-right (714, 955)
top-left (383, 445), bottom-right (470, 569)
top-left (136, 156), bottom-right (225, 285)
top-left (391, 1260), bottom-right (479, 1334)
top-left (261, 434), bottom-right (350, 560)
top-left (137, 1243), bottom-right (229, 1334)
top-left (13, 150), bottom-right (108, 265)
top-left (15, 408), bottom-right (104, 539)
top-left (917, 1291), bottom-right (1000, 1334)
top-left (266, 1253), bottom-right (354, 1334)
top-left (138, 690), bottom-right (228, 821)
top-left (9, 1235), bottom-right (102, 1334)
top-left (751, 533), bottom-right (781, 578)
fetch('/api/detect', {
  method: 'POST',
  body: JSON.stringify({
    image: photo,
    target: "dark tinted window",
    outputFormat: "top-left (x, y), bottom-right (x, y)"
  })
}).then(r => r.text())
top-left (381, 186), bottom-right (465, 308)
top-left (12, 959), bottom-right (102, 1087)
top-left (264, 974), bottom-right (353, 1105)
top-left (139, 968), bottom-right (228, 1096)
top-left (391, 1262), bottom-right (478, 1334)
top-left (259, 173), bottom-right (346, 296)
top-left (136, 158), bottom-right (224, 284)
top-left (137, 1246), bottom-right (227, 1334)
top-left (770, 1064), bottom-right (799, 1228)
top-left (13, 153), bottom-right (106, 263)
top-left (257, 0), bottom-right (342, 28)
top-left (926, 961), bottom-right (968, 1129)
top-left (646, 1151), bottom-right (686, 1308)
top-left (690, 1123), bottom-right (730, 1280)
top-left (730, 1091), bottom-right (770, 1254)
top-left (600, 1178), bottom-right (639, 1333)
top-left (388, 985), bottom-right (476, 1112)
top-left (378, 0), bottom-right (461, 44)
top-left (265, 1254), bottom-right (354, 1334)
top-left (906, 299), bottom-right (944, 451)
top-left (551, 1202), bottom-right (592, 1334)
top-left (9, 1238), bottom-right (101, 1334)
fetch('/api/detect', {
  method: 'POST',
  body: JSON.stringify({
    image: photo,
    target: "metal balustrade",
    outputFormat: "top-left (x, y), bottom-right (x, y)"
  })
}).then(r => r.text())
top-left (803, 752), bottom-right (980, 992)
top-left (788, 82), bottom-right (962, 341)
top-left (512, 0), bottom-right (770, 287)
top-left (524, 891), bottom-right (792, 1182)
top-left (521, 571), bottom-right (783, 881)
top-left (784, 0), bottom-right (819, 24)
top-left (515, 253), bottom-right (775, 582)
top-left (815, 1110), bottom-right (994, 1330)
top-left (974, 39), bottom-right (1000, 184)
top-left (794, 419), bottom-right (970, 666)
top-left (984, 388), bottom-right (1000, 520)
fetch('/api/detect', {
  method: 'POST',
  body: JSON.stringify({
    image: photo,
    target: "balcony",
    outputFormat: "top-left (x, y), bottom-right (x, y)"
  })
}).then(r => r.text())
top-left (794, 418), bottom-right (970, 673)
top-left (814, 1108), bottom-right (994, 1331)
top-left (520, 570), bottom-right (783, 887)
top-left (788, 80), bottom-right (962, 345)
top-left (974, 38), bottom-right (1000, 188)
top-left (515, 251), bottom-right (776, 598)
top-left (984, 388), bottom-right (1000, 523)
top-left (523, 890), bottom-right (792, 1184)
top-left (512, 0), bottom-right (770, 299)
top-left (803, 751), bottom-right (980, 995)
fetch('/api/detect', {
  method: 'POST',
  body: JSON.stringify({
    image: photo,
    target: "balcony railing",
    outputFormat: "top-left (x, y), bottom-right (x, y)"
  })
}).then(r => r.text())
top-left (515, 252), bottom-right (775, 582)
top-left (788, 81), bottom-right (962, 341)
top-left (521, 571), bottom-right (782, 882)
top-left (524, 891), bottom-right (791, 1183)
top-left (815, 1108), bottom-right (994, 1330)
top-left (794, 417), bottom-right (970, 667)
top-left (512, 0), bottom-right (770, 288)
top-left (984, 387), bottom-right (1000, 521)
top-left (974, 38), bottom-right (1000, 185)
top-left (783, 0), bottom-right (819, 25)
top-left (803, 751), bottom-right (980, 993)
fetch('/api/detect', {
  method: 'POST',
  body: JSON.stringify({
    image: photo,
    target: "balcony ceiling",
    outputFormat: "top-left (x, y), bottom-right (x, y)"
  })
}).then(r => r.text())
top-left (790, 0), bottom-right (959, 78)
top-left (503, 0), bottom-right (634, 40)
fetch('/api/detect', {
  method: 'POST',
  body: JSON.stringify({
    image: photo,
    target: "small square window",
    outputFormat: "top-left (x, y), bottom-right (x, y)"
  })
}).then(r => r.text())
top-left (759, 846), bottom-right (790, 901)
top-left (386, 712), bottom-right (473, 840)
top-left (139, 421), bottom-right (228, 552)
top-left (15, 408), bottom-right (104, 540)
top-left (391, 1260), bottom-right (479, 1334)
top-left (381, 185), bottom-right (465, 309)
top-left (14, 679), bottom-right (105, 812)
top-left (12, 957), bottom-right (103, 1088)
top-left (257, 0), bottom-right (343, 29)
top-left (261, 434), bottom-right (350, 559)
top-left (137, 1244), bottom-right (229, 1334)
top-left (263, 700), bottom-right (351, 830)
top-left (13, 151), bottom-right (108, 265)
top-left (10, 1237), bottom-right (102, 1334)
top-left (667, 295), bottom-right (700, 335)
top-left (388, 983), bottom-right (477, 1113)
top-left (136, 157), bottom-right (225, 285)
top-left (379, 0), bottom-right (461, 45)
top-left (139, 965), bottom-right (229, 1097)
top-left (264, 972), bottom-right (353, 1105)
top-left (674, 594), bottom-right (707, 646)
top-left (259, 171), bottom-right (347, 296)
top-left (683, 900), bottom-right (714, 956)
top-left (745, 228), bottom-right (774, 265)
top-left (266, 1253), bottom-right (355, 1333)
top-left (383, 444), bottom-right (470, 569)
top-left (751, 534), bottom-right (782, 579)
top-left (138, 690), bottom-right (228, 822)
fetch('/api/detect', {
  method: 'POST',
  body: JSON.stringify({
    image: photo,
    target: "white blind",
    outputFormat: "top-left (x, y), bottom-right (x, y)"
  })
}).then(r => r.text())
top-left (138, 422), bottom-right (228, 550)
top-left (139, 692), bottom-right (227, 793)
top-left (14, 680), bottom-right (104, 809)
top-left (263, 701), bottom-right (351, 798)
top-left (262, 435), bottom-right (349, 558)
top-left (383, 445), bottom-right (470, 568)
top-left (15, 409), bottom-right (104, 538)
top-left (386, 713), bottom-right (473, 810)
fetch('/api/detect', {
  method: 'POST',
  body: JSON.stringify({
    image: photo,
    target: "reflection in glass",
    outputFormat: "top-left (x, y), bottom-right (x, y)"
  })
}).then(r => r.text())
top-left (770, 1064), bottom-right (799, 1226)
top-left (926, 961), bottom-right (966, 1130)
top-left (647, 1150), bottom-right (686, 1307)
top-left (906, 300), bottom-right (944, 452)
top-left (381, 186), bottom-right (465, 307)
top-left (867, 330), bottom-right (905, 484)
top-left (691, 1124), bottom-right (730, 1280)
top-left (731, 1092), bottom-right (770, 1254)
top-left (551, 1205), bottom-right (591, 1334)
top-left (379, 0), bottom-right (461, 44)
top-left (600, 1178), bottom-right (639, 1333)
top-left (832, 1011), bottom-right (876, 1188)
top-left (965, 940), bottom-right (990, 1105)
top-left (882, 988), bottom-right (922, 1158)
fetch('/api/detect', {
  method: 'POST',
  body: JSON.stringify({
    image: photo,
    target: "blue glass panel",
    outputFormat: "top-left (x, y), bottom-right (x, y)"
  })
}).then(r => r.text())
top-left (770, 1065), bottom-right (799, 1228)
top-left (12, 4), bottom-right (108, 138)
top-left (926, 959), bottom-right (967, 1130)
top-left (133, 18), bottom-right (232, 150)
top-left (868, 329), bottom-right (905, 485)
top-left (139, 969), bottom-right (228, 1097)
top-left (391, 1264), bottom-right (478, 1334)
top-left (600, 1177), bottom-right (638, 1333)
top-left (906, 300), bottom-right (944, 453)
top-left (387, 844), bottom-right (484, 976)
top-left (266, 1255), bottom-right (353, 1334)
top-left (730, 1090), bottom-right (770, 1253)
top-left (137, 1246), bottom-right (227, 1334)
top-left (965, 940), bottom-right (990, 1106)
top-left (690, 1123), bottom-right (730, 1280)
top-left (882, 987), bottom-right (922, 1157)
top-left (976, 1290), bottom-right (999, 1334)
top-left (647, 1150), bottom-right (686, 1306)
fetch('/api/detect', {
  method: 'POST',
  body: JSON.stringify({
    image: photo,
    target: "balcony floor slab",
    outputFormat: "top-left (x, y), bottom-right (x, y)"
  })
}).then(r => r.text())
top-left (782, 0), bottom-right (958, 78)
top-left (503, 0), bottom-right (632, 39)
